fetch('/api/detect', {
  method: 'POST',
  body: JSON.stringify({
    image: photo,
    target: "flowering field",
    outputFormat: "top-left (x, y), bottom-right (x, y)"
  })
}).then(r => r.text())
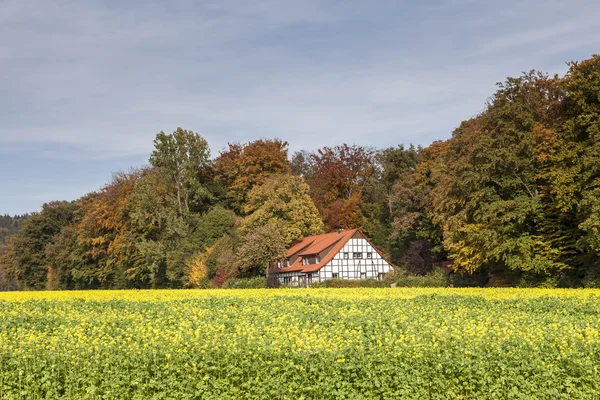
top-left (1, 288), bottom-right (599, 399)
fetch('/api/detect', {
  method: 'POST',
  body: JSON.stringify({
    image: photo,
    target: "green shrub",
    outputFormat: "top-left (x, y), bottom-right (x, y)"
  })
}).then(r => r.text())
top-left (394, 268), bottom-right (448, 288)
top-left (518, 273), bottom-right (560, 288)
top-left (224, 277), bottom-right (267, 289)
top-left (582, 266), bottom-right (600, 288)
top-left (359, 279), bottom-right (388, 288)
top-left (310, 279), bottom-right (388, 288)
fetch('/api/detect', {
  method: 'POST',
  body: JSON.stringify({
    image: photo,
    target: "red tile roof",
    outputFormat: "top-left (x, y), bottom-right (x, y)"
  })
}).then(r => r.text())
top-left (270, 229), bottom-right (361, 274)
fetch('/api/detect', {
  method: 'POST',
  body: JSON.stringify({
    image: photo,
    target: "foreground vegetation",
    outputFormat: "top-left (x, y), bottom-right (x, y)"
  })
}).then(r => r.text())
top-left (1, 288), bottom-right (599, 399)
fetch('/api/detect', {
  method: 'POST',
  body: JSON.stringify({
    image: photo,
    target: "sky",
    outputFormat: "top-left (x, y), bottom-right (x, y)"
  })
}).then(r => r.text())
top-left (1, 0), bottom-right (599, 215)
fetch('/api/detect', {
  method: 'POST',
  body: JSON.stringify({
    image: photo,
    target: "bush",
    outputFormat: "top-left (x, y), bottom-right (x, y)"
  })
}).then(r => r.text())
top-left (359, 279), bottom-right (388, 288)
top-left (448, 270), bottom-right (490, 287)
top-left (582, 265), bottom-right (600, 288)
top-left (394, 268), bottom-right (448, 288)
top-left (310, 279), bottom-right (388, 288)
top-left (224, 277), bottom-right (267, 289)
top-left (518, 273), bottom-right (560, 288)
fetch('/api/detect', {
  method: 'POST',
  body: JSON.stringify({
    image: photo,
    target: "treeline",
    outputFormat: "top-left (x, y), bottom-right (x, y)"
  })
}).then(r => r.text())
top-left (0, 215), bottom-right (29, 246)
top-left (1, 54), bottom-right (599, 290)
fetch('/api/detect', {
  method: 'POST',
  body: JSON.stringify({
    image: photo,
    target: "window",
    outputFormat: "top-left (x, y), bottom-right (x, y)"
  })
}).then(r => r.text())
top-left (332, 273), bottom-right (339, 279)
top-left (366, 252), bottom-right (373, 259)
top-left (343, 252), bottom-right (349, 259)
top-left (353, 252), bottom-right (363, 259)
top-left (377, 273), bottom-right (384, 281)
top-left (360, 272), bottom-right (366, 279)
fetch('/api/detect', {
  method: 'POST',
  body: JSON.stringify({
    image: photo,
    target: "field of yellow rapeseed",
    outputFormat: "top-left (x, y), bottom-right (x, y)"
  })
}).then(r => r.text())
top-left (1, 288), bottom-right (599, 399)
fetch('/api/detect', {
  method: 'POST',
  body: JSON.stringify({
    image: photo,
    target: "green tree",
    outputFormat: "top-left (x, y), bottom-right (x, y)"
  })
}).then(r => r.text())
top-left (130, 169), bottom-right (191, 287)
top-left (556, 55), bottom-right (600, 284)
top-left (45, 225), bottom-right (88, 289)
top-left (360, 145), bottom-right (438, 264)
top-left (424, 71), bottom-right (566, 278)
top-left (149, 128), bottom-right (213, 214)
top-left (2, 201), bottom-right (77, 289)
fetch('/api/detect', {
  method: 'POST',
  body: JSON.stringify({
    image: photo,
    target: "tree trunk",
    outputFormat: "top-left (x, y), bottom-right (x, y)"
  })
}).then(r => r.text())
top-left (176, 183), bottom-right (182, 215)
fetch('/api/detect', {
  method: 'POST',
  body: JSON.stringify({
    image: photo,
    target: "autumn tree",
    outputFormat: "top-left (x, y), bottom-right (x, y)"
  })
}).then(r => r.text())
top-left (307, 144), bottom-right (375, 229)
top-left (204, 233), bottom-right (241, 287)
top-left (214, 139), bottom-right (291, 211)
top-left (241, 174), bottom-right (324, 245)
top-left (75, 171), bottom-right (144, 288)
top-left (424, 71), bottom-right (566, 279)
top-left (236, 224), bottom-right (286, 279)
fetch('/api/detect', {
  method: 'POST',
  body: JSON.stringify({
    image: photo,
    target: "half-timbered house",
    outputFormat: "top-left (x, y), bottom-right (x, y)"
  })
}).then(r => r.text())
top-left (270, 229), bottom-right (393, 287)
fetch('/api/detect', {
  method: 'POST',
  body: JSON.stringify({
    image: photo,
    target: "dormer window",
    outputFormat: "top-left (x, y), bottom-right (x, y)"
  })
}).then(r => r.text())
top-left (302, 255), bottom-right (318, 265)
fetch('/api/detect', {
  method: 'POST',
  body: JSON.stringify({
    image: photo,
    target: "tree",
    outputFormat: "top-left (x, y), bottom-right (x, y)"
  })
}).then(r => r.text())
top-left (359, 145), bottom-right (436, 264)
top-left (193, 206), bottom-right (237, 250)
top-left (236, 224), bottom-right (286, 279)
top-left (149, 128), bottom-right (213, 214)
top-left (555, 55), bottom-right (600, 283)
top-left (2, 201), bottom-right (77, 289)
top-left (405, 241), bottom-right (434, 276)
top-left (75, 171), bottom-right (144, 288)
top-left (241, 174), bottom-right (324, 245)
top-left (185, 251), bottom-right (209, 288)
top-left (307, 144), bottom-right (375, 229)
top-left (204, 233), bottom-right (241, 286)
top-left (290, 150), bottom-right (313, 177)
top-left (130, 168), bottom-right (191, 288)
top-left (215, 139), bottom-right (291, 211)
top-left (424, 71), bottom-right (566, 277)
top-left (0, 214), bottom-right (29, 249)
top-left (45, 225), bottom-right (87, 290)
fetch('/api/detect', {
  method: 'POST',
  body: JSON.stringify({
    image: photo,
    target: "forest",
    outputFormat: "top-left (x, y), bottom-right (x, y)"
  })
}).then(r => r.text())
top-left (0, 55), bottom-right (598, 290)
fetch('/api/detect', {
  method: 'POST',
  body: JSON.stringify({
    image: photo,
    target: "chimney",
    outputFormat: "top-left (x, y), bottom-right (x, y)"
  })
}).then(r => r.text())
top-left (338, 228), bottom-right (344, 234)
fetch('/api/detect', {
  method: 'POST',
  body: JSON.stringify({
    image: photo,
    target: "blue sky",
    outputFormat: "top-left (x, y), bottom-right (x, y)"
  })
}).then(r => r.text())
top-left (1, 0), bottom-right (599, 215)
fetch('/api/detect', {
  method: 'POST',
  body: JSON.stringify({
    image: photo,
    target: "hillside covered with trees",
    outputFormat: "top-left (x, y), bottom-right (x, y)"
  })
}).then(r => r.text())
top-left (1, 55), bottom-right (599, 290)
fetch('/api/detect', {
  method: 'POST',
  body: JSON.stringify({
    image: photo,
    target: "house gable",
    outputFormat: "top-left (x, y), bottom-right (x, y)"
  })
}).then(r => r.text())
top-left (271, 229), bottom-right (394, 284)
top-left (318, 231), bottom-right (393, 280)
